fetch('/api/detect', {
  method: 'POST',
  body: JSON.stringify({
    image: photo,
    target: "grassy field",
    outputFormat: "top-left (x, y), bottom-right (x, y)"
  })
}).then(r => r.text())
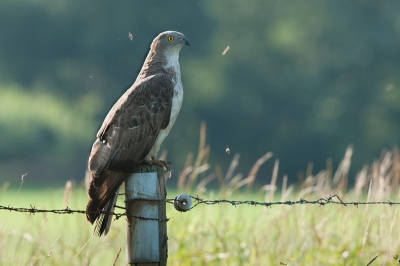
top-left (1, 141), bottom-right (400, 265)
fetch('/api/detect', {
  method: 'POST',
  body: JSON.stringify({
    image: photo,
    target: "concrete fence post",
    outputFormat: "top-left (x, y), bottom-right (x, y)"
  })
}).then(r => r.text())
top-left (125, 165), bottom-right (167, 266)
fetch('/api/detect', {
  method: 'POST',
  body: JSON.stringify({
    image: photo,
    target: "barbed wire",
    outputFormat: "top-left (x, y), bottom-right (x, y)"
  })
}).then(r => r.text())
top-left (188, 195), bottom-right (400, 210)
top-left (1, 195), bottom-right (399, 222)
top-left (0, 205), bottom-right (168, 222)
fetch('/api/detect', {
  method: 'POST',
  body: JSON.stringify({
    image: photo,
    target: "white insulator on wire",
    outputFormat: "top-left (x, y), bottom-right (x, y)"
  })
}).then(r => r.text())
top-left (173, 194), bottom-right (192, 212)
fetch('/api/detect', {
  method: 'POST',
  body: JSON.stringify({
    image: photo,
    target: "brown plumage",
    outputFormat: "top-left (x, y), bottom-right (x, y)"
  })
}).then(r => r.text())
top-left (86, 31), bottom-right (190, 236)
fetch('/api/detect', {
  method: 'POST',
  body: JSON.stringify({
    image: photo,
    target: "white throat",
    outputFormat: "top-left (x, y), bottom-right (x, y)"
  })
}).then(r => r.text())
top-left (163, 47), bottom-right (182, 75)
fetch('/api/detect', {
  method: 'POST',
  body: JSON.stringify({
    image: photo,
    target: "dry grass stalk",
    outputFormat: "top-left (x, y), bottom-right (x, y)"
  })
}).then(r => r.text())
top-left (112, 246), bottom-right (122, 266)
top-left (326, 157), bottom-right (333, 187)
top-left (234, 178), bottom-right (252, 191)
top-left (280, 175), bottom-right (294, 201)
top-left (186, 162), bottom-right (210, 191)
top-left (392, 145), bottom-right (400, 191)
top-left (202, 145), bottom-right (210, 165)
top-left (195, 173), bottom-right (216, 194)
top-left (83, 246), bottom-right (90, 266)
top-left (353, 165), bottom-right (368, 199)
top-left (365, 180), bottom-right (372, 218)
top-left (17, 231), bottom-right (33, 266)
top-left (281, 174), bottom-right (287, 198)
top-left (37, 215), bottom-right (49, 229)
top-left (9, 248), bottom-right (16, 265)
top-left (215, 166), bottom-right (225, 194)
top-left (193, 164), bottom-right (210, 177)
top-left (280, 175), bottom-right (287, 201)
top-left (0, 215), bottom-right (22, 249)
top-left (297, 171), bottom-right (305, 184)
top-left (305, 161), bottom-right (314, 180)
top-left (333, 146), bottom-right (353, 197)
top-left (69, 236), bottom-right (93, 265)
top-left (370, 161), bottom-right (379, 200)
top-left (301, 173), bottom-right (317, 189)
top-left (0, 174), bottom-right (26, 236)
top-left (60, 238), bottom-right (71, 264)
top-left (178, 166), bottom-right (193, 187)
top-left (316, 209), bottom-right (340, 232)
top-left (314, 170), bottom-right (329, 197)
top-left (185, 122), bottom-right (208, 191)
top-left (63, 181), bottom-right (72, 208)
top-left (15, 237), bottom-right (25, 265)
top-left (18, 237), bottom-right (30, 266)
top-left (298, 186), bottom-right (316, 199)
top-left (377, 151), bottom-right (392, 200)
top-left (225, 173), bottom-right (243, 196)
top-left (41, 234), bottom-right (61, 266)
top-left (357, 180), bottom-right (373, 263)
top-left (359, 216), bottom-right (371, 261)
top-left (36, 212), bottom-right (46, 257)
top-left (178, 152), bottom-right (193, 189)
top-left (382, 207), bottom-right (398, 266)
top-left (310, 212), bottom-right (322, 245)
top-left (224, 153), bottom-right (240, 183)
top-left (0, 181), bottom-right (10, 196)
top-left (199, 121), bottom-right (206, 153)
top-left (258, 184), bottom-right (277, 198)
top-left (245, 152), bottom-right (273, 194)
top-left (266, 159), bottom-right (279, 202)
top-left (20, 216), bottom-right (47, 265)
top-left (186, 145), bottom-right (210, 191)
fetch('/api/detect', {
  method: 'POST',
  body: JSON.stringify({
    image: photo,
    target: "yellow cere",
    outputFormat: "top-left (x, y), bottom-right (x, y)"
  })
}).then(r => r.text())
top-left (168, 36), bottom-right (174, 41)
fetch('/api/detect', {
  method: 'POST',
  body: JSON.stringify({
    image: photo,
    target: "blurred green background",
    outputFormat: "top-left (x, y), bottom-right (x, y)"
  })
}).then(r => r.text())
top-left (0, 0), bottom-right (399, 187)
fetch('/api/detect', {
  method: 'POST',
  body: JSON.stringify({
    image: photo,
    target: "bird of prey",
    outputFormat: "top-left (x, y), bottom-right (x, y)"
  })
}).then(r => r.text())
top-left (86, 31), bottom-right (190, 236)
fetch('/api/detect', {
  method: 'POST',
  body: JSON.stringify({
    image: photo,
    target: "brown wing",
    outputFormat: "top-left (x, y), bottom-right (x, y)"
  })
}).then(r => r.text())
top-left (86, 73), bottom-right (174, 225)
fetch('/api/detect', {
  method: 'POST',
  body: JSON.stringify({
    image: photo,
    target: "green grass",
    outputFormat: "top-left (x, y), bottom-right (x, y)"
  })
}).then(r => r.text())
top-left (1, 130), bottom-right (400, 265)
top-left (0, 184), bottom-right (399, 265)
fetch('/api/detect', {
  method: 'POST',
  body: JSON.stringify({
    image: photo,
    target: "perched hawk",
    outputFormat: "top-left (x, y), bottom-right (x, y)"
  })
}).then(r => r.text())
top-left (86, 31), bottom-right (190, 236)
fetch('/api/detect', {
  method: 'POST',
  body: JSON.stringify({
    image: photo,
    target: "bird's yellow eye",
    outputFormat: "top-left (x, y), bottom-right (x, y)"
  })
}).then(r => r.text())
top-left (168, 36), bottom-right (174, 41)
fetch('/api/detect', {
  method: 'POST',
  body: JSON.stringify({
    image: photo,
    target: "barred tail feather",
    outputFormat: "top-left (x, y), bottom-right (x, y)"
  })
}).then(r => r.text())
top-left (86, 171), bottom-right (127, 236)
top-left (94, 188), bottom-right (119, 236)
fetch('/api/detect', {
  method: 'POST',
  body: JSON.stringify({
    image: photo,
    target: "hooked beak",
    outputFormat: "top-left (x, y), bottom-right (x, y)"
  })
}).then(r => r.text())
top-left (183, 37), bottom-right (190, 46)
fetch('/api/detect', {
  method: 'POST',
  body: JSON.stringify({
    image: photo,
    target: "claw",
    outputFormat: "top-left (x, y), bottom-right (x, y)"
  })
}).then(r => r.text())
top-left (139, 158), bottom-right (173, 177)
top-left (154, 159), bottom-right (173, 176)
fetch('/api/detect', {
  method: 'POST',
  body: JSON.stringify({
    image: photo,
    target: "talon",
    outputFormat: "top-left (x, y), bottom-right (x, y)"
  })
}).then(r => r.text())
top-left (153, 159), bottom-right (172, 174)
top-left (139, 158), bottom-right (173, 175)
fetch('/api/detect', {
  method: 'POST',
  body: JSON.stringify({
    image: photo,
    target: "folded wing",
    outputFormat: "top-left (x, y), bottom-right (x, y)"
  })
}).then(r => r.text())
top-left (86, 74), bottom-right (174, 233)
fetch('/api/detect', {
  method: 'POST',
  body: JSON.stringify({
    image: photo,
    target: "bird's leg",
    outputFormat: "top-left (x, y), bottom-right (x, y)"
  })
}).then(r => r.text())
top-left (138, 159), bottom-right (153, 167)
top-left (150, 156), bottom-right (173, 176)
top-left (138, 157), bottom-right (173, 176)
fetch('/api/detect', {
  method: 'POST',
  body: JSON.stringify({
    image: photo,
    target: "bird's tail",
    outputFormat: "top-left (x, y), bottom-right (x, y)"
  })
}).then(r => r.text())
top-left (94, 188), bottom-right (119, 236)
top-left (86, 171), bottom-right (127, 236)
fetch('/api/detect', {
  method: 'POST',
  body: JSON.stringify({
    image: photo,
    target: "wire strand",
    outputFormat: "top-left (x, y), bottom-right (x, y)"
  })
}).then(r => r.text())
top-left (1, 195), bottom-right (398, 221)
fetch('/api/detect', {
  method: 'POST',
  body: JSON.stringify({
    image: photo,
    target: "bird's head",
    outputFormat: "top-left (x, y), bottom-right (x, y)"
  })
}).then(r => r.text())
top-left (150, 31), bottom-right (190, 54)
